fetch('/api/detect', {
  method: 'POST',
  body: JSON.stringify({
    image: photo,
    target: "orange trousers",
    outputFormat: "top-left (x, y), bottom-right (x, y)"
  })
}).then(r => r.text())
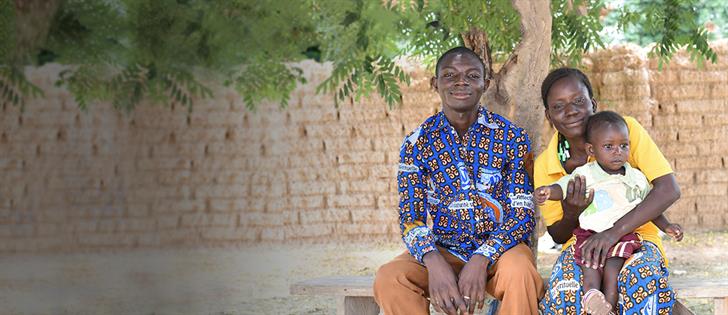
top-left (373, 243), bottom-right (544, 315)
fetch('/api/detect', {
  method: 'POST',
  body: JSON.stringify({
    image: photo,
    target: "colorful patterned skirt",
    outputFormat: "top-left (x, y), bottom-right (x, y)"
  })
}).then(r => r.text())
top-left (539, 241), bottom-right (674, 315)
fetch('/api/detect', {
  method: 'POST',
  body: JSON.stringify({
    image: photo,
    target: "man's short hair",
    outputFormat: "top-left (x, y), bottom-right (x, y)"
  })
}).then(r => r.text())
top-left (585, 110), bottom-right (628, 143)
top-left (435, 47), bottom-right (488, 78)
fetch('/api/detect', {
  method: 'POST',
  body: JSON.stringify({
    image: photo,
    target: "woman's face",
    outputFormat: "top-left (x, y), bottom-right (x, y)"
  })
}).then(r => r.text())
top-left (544, 76), bottom-right (597, 139)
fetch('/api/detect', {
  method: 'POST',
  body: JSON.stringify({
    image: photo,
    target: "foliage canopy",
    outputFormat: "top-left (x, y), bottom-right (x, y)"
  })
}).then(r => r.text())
top-left (0, 0), bottom-right (718, 111)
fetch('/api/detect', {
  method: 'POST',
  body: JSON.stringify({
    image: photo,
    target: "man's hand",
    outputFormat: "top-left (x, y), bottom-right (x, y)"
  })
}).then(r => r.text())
top-left (562, 175), bottom-right (593, 220)
top-left (458, 254), bottom-right (489, 315)
top-left (580, 228), bottom-right (619, 269)
top-left (423, 251), bottom-right (467, 315)
top-left (534, 186), bottom-right (551, 205)
top-left (665, 223), bottom-right (684, 241)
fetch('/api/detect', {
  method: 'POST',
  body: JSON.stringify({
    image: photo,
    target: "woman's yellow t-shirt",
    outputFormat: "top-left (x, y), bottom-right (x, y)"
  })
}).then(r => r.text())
top-left (534, 116), bottom-right (673, 257)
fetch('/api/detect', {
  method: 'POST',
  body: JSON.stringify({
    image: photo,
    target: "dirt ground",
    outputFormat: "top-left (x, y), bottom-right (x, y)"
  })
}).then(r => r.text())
top-left (0, 231), bottom-right (725, 315)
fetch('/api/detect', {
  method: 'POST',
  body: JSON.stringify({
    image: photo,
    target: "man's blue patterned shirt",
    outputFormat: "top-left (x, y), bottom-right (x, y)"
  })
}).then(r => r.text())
top-left (398, 105), bottom-right (535, 264)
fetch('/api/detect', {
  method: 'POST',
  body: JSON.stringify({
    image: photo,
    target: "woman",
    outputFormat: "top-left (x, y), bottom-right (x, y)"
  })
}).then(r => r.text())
top-left (536, 68), bottom-right (681, 314)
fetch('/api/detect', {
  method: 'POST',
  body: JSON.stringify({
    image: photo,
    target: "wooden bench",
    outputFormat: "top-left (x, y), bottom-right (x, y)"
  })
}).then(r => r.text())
top-left (671, 278), bottom-right (728, 314)
top-left (290, 276), bottom-right (382, 315)
top-left (291, 275), bottom-right (728, 315)
top-left (290, 275), bottom-right (496, 315)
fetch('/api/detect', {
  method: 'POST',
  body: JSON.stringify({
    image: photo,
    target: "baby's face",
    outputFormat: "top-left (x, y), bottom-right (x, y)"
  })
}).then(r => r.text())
top-left (589, 124), bottom-right (630, 173)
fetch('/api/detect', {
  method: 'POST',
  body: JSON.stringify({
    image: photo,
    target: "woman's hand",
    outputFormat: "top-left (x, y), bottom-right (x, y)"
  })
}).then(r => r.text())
top-left (548, 175), bottom-right (595, 244)
top-left (580, 229), bottom-right (620, 269)
top-left (562, 175), bottom-right (594, 220)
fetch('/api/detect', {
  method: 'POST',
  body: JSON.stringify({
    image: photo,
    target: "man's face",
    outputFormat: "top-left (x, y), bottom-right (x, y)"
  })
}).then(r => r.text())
top-left (432, 53), bottom-right (487, 113)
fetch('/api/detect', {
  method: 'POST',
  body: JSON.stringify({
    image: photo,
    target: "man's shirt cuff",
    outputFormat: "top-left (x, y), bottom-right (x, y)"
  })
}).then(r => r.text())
top-left (473, 238), bottom-right (505, 264)
top-left (403, 225), bottom-right (437, 263)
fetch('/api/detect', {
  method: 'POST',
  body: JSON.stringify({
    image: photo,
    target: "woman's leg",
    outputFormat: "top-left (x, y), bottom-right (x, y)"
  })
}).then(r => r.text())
top-left (616, 242), bottom-right (675, 315)
top-left (539, 246), bottom-right (583, 315)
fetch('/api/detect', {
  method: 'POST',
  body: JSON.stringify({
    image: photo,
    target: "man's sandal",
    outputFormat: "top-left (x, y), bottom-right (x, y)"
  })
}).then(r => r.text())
top-left (582, 289), bottom-right (615, 315)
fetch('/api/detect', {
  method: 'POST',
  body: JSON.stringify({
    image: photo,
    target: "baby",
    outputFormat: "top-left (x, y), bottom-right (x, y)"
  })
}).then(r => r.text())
top-left (535, 111), bottom-right (682, 315)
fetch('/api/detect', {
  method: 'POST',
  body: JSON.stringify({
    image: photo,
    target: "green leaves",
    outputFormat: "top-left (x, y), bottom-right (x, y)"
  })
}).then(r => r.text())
top-left (318, 55), bottom-right (410, 107)
top-left (229, 59), bottom-right (307, 111)
top-left (56, 64), bottom-right (213, 112)
top-left (551, 0), bottom-right (607, 66)
top-left (393, 0), bottom-right (520, 65)
top-left (0, 0), bottom-right (16, 64)
top-left (160, 70), bottom-right (214, 112)
top-left (613, 0), bottom-right (717, 69)
top-left (56, 65), bottom-right (109, 111)
top-left (0, 66), bottom-right (43, 109)
top-left (4, 0), bottom-right (318, 111)
top-left (0, 0), bottom-right (721, 112)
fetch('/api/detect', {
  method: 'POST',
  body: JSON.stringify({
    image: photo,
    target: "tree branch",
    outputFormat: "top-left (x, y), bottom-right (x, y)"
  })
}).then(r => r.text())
top-left (462, 27), bottom-right (493, 80)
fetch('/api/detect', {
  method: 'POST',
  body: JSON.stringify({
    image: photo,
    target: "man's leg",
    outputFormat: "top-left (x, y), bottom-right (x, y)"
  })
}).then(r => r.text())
top-left (373, 248), bottom-right (465, 315)
top-left (485, 243), bottom-right (544, 315)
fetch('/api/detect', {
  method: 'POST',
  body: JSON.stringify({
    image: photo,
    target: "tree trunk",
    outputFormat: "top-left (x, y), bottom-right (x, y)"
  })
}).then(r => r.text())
top-left (465, 0), bottom-right (551, 152)
top-left (11, 0), bottom-right (61, 62)
top-left (463, 0), bottom-right (553, 256)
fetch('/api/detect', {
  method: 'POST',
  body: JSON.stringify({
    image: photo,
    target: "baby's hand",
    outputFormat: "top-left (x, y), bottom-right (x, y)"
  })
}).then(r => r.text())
top-left (534, 186), bottom-right (550, 205)
top-left (665, 223), bottom-right (683, 242)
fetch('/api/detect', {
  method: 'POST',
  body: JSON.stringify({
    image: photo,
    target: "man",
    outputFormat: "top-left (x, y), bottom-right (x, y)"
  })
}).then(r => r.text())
top-left (373, 47), bottom-right (543, 315)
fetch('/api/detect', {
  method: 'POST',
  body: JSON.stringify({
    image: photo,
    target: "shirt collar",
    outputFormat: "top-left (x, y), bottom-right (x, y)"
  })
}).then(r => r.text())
top-left (477, 106), bottom-right (501, 129)
top-left (587, 161), bottom-right (610, 180)
top-left (589, 160), bottom-right (633, 179)
top-left (545, 131), bottom-right (566, 176)
top-left (433, 105), bottom-right (500, 132)
top-left (543, 131), bottom-right (596, 176)
top-left (545, 131), bottom-right (601, 176)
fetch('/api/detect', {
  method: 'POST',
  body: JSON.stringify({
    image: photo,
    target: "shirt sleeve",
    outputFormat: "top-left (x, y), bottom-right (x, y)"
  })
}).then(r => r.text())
top-left (473, 127), bottom-right (534, 264)
top-left (630, 166), bottom-right (653, 199)
top-left (625, 116), bottom-right (673, 181)
top-left (398, 128), bottom-right (437, 263)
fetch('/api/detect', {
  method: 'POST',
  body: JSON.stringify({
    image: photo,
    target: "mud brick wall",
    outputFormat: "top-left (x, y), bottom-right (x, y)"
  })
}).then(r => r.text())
top-left (1, 43), bottom-right (727, 253)
top-left (0, 61), bottom-right (439, 252)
